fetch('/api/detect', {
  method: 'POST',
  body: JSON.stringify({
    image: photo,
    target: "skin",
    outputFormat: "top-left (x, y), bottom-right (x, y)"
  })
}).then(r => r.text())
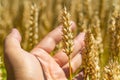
top-left (4, 22), bottom-right (85, 80)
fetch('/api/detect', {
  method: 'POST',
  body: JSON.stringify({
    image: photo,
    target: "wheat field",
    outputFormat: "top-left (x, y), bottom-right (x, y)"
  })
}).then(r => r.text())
top-left (0, 0), bottom-right (120, 80)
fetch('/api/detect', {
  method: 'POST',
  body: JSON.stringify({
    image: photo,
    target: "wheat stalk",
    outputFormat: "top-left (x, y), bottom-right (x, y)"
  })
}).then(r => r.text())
top-left (0, 56), bottom-right (2, 80)
top-left (62, 7), bottom-right (73, 80)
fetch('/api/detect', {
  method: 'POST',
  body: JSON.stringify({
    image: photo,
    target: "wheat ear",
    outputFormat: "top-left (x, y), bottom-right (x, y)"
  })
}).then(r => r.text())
top-left (91, 11), bottom-right (103, 54)
top-left (62, 7), bottom-right (73, 80)
top-left (28, 3), bottom-right (39, 51)
top-left (83, 30), bottom-right (100, 80)
top-left (103, 60), bottom-right (120, 80)
top-left (108, 6), bottom-right (120, 61)
top-left (103, 7), bottom-right (120, 80)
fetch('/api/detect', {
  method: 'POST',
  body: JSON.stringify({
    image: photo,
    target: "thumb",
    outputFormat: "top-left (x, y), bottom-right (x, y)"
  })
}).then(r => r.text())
top-left (4, 28), bottom-right (22, 58)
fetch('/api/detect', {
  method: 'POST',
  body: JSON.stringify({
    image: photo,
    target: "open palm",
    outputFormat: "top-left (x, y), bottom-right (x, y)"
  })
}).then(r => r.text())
top-left (4, 22), bottom-right (85, 80)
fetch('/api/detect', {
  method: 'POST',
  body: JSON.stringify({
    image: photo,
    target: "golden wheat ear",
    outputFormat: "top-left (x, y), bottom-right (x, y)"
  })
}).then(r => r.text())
top-left (61, 7), bottom-right (73, 80)
top-left (27, 2), bottom-right (39, 51)
top-left (82, 30), bottom-right (100, 80)
top-left (103, 7), bottom-right (120, 80)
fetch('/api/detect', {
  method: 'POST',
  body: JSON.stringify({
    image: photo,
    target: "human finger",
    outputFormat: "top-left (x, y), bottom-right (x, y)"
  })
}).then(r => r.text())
top-left (32, 21), bottom-right (76, 53)
top-left (53, 33), bottom-right (85, 67)
top-left (62, 51), bottom-right (82, 77)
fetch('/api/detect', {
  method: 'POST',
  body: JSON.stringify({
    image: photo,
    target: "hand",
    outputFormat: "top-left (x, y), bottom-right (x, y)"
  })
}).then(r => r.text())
top-left (4, 22), bottom-right (85, 80)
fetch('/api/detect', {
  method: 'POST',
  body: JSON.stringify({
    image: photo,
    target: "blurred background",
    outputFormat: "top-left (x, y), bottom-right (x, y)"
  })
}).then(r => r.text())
top-left (0, 0), bottom-right (120, 80)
